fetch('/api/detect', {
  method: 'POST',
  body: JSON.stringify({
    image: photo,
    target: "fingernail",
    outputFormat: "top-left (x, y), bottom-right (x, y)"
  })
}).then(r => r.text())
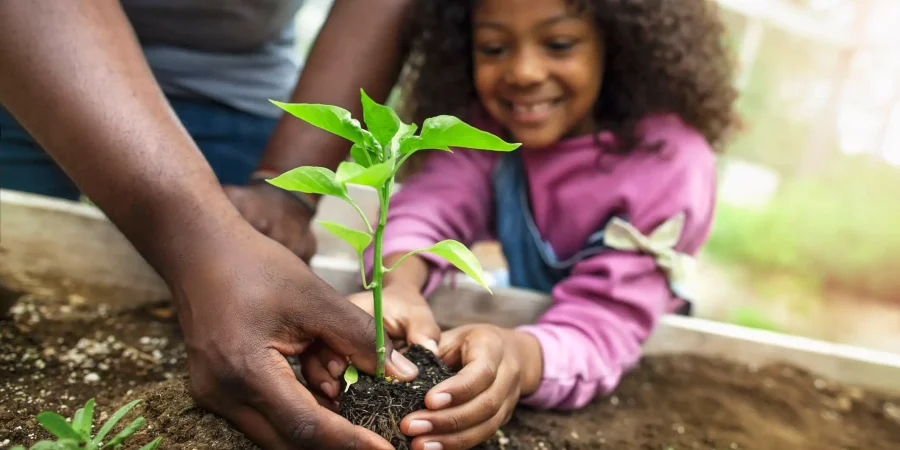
top-left (407, 419), bottom-right (433, 435)
top-left (430, 392), bottom-right (452, 409)
top-left (392, 352), bottom-right (418, 378)
top-left (423, 442), bottom-right (443, 450)
top-left (320, 382), bottom-right (336, 398)
top-left (327, 360), bottom-right (344, 379)
top-left (423, 339), bottom-right (438, 354)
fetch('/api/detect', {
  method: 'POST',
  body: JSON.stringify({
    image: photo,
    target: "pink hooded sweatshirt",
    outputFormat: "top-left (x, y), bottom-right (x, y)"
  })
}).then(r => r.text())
top-left (364, 113), bottom-right (717, 410)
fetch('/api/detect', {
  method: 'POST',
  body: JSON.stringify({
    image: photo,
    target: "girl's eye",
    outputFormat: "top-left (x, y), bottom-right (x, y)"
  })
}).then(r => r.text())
top-left (477, 45), bottom-right (507, 56)
top-left (546, 40), bottom-right (577, 52)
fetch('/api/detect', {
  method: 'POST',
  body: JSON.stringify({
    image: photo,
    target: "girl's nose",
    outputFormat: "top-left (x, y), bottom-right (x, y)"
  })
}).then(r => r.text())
top-left (505, 49), bottom-right (547, 87)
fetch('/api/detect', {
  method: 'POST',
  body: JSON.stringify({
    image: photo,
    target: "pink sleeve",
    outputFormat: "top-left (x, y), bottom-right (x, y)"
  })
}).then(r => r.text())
top-left (363, 149), bottom-right (496, 295)
top-left (516, 145), bottom-right (717, 410)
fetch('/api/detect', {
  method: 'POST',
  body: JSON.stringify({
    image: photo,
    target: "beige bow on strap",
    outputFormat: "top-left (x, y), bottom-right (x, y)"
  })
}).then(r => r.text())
top-left (602, 212), bottom-right (695, 298)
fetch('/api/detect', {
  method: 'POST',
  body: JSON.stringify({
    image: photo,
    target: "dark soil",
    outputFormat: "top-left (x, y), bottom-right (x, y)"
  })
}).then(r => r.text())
top-left (339, 345), bottom-right (455, 449)
top-left (2, 270), bottom-right (900, 450)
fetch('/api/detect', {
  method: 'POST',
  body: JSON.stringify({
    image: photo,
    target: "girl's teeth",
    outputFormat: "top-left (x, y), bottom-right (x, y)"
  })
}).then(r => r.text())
top-left (513, 102), bottom-right (553, 113)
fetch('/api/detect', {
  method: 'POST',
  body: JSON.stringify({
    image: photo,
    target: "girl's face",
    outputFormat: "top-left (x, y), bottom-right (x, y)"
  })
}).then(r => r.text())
top-left (472, 0), bottom-right (604, 149)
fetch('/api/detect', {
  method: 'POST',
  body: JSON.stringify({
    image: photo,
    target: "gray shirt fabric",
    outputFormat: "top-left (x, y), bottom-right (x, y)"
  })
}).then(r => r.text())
top-left (121, 0), bottom-right (307, 118)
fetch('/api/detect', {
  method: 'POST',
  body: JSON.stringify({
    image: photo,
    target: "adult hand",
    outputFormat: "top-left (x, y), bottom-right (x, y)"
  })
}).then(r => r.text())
top-left (399, 325), bottom-right (543, 450)
top-left (177, 221), bottom-right (421, 449)
top-left (224, 182), bottom-right (318, 263)
top-left (300, 282), bottom-right (442, 400)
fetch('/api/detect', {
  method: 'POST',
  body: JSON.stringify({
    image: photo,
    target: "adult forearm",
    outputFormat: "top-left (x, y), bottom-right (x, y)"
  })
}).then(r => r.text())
top-left (257, 0), bottom-right (412, 178)
top-left (0, 0), bottom-right (242, 283)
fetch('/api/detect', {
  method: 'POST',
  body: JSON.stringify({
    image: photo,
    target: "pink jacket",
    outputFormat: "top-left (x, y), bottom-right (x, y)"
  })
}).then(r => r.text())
top-left (364, 113), bottom-right (717, 410)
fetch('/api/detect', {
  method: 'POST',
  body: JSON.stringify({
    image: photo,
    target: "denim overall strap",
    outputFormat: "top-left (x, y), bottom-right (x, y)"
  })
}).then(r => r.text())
top-left (490, 151), bottom-right (692, 316)
top-left (491, 151), bottom-right (615, 294)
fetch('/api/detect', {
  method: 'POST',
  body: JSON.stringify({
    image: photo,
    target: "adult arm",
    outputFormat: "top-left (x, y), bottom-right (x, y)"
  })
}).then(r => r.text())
top-left (0, 2), bottom-right (415, 448)
top-left (225, 0), bottom-right (414, 261)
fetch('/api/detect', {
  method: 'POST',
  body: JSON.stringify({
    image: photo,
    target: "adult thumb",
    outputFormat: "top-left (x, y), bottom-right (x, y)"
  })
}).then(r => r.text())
top-left (312, 286), bottom-right (420, 381)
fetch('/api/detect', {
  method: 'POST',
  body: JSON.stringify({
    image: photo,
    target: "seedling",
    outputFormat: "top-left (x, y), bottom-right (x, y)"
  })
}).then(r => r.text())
top-left (267, 89), bottom-right (519, 379)
top-left (10, 398), bottom-right (162, 450)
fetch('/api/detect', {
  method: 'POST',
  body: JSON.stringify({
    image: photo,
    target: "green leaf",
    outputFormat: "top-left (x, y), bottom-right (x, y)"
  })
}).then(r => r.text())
top-left (334, 159), bottom-right (394, 189)
top-left (343, 365), bottom-right (359, 392)
top-left (57, 439), bottom-right (81, 450)
top-left (408, 240), bottom-right (492, 293)
top-left (101, 417), bottom-right (145, 449)
top-left (350, 143), bottom-right (375, 167)
top-left (90, 400), bottom-right (141, 446)
top-left (360, 89), bottom-right (401, 150)
top-left (36, 412), bottom-right (82, 441)
top-left (400, 116), bottom-right (520, 155)
top-left (266, 166), bottom-right (347, 198)
top-left (318, 221), bottom-right (372, 254)
top-left (9, 445), bottom-right (27, 450)
top-left (73, 398), bottom-right (95, 439)
top-left (27, 441), bottom-right (67, 450)
top-left (137, 437), bottom-right (163, 450)
top-left (270, 101), bottom-right (364, 144)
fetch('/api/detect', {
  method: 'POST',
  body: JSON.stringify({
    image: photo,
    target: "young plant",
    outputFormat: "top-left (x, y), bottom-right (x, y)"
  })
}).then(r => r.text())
top-left (267, 89), bottom-right (519, 378)
top-left (10, 398), bottom-right (162, 450)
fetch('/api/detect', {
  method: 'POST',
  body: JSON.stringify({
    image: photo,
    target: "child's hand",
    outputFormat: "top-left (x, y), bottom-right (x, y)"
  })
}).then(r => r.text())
top-left (347, 282), bottom-right (442, 353)
top-left (299, 282), bottom-right (441, 400)
top-left (399, 325), bottom-right (543, 450)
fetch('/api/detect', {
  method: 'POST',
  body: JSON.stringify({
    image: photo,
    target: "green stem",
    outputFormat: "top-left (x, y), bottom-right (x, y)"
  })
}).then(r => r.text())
top-left (372, 184), bottom-right (390, 379)
top-left (357, 257), bottom-right (371, 290)
top-left (343, 196), bottom-right (374, 234)
top-left (384, 249), bottom-right (421, 273)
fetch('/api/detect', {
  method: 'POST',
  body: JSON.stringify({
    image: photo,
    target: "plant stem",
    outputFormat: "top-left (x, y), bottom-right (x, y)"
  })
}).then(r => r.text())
top-left (372, 184), bottom-right (390, 379)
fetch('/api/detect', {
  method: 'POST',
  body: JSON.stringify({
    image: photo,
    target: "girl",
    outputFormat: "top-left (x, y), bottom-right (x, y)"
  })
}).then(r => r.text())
top-left (306, 0), bottom-right (737, 448)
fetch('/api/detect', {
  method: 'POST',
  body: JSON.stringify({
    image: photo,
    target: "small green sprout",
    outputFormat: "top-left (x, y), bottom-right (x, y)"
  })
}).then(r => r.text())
top-left (10, 398), bottom-right (162, 450)
top-left (343, 364), bottom-right (359, 392)
top-left (268, 89), bottom-right (520, 379)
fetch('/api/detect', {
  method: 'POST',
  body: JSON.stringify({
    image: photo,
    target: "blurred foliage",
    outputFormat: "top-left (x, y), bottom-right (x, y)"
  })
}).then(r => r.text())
top-left (706, 154), bottom-right (900, 302)
top-left (723, 17), bottom-right (843, 176)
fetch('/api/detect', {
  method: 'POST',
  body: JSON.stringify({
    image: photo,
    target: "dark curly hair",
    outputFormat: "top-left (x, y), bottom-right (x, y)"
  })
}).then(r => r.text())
top-left (396, 0), bottom-right (739, 170)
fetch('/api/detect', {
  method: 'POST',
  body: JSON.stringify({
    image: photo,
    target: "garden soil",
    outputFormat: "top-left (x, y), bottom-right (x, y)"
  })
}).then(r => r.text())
top-left (2, 271), bottom-right (899, 450)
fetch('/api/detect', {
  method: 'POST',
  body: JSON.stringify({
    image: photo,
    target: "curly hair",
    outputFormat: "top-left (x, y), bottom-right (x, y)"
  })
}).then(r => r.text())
top-left (397, 0), bottom-right (739, 164)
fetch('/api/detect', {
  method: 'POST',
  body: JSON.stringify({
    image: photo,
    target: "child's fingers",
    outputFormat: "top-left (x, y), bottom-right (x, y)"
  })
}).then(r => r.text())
top-left (409, 392), bottom-right (517, 450)
top-left (405, 304), bottom-right (441, 353)
top-left (426, 329), bottom-right (504, 410)
top-left (401, 360), bottom-right (517, 436)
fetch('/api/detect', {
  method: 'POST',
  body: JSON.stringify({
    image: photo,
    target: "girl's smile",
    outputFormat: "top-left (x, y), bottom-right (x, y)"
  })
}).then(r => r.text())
top-left (473, 0), bottom-right (604, 149)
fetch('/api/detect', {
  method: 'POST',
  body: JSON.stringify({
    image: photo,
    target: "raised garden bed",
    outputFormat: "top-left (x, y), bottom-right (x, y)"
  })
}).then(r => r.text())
top-left (3, 189), bottom-right (900, 449)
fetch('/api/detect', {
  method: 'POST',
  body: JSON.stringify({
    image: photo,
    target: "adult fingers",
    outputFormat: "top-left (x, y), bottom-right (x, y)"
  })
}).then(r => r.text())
top-left (300, 351), bottom-right (340, 400)
top-left (250, 348), bottom-right (393, 450)
top-left (301, 345), bottom-right (348, 400)
top-left (227, 405), bottom-right (297, 450)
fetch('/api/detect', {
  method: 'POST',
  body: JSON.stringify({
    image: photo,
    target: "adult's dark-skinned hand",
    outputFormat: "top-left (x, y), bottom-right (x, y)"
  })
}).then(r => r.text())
top-left (0, 1), bottom-right (415, 448)
top-left (224, 183), bottom-right (319, 263)
top-left (179, 217), bottom-right (419, 450)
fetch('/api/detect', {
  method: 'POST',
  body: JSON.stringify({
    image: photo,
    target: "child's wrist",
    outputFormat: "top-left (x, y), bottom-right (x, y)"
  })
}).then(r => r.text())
top-left (509, 329), bottom-right (544, 396)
